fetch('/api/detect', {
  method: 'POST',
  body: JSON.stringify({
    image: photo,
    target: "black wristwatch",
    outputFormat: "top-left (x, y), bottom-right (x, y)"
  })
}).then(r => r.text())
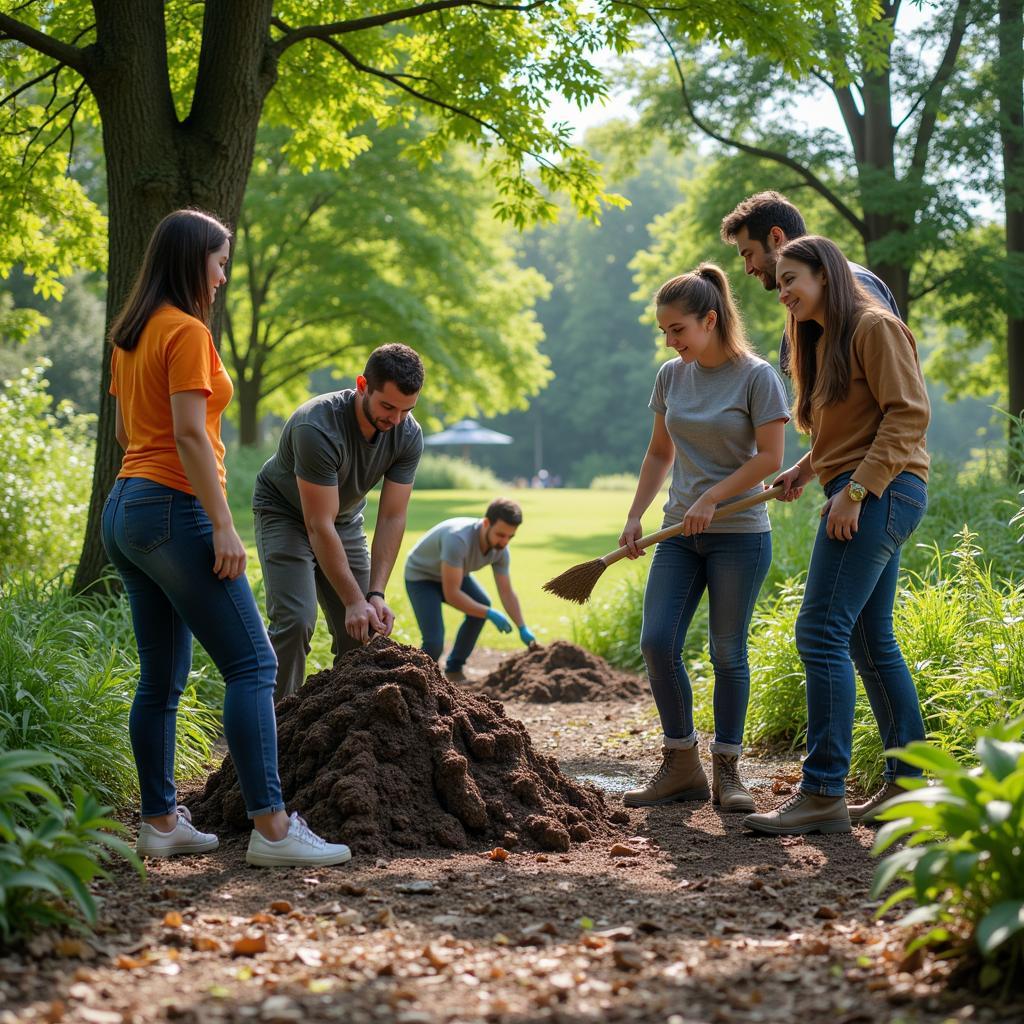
top-left (366, 590), bottom-right (385, 601)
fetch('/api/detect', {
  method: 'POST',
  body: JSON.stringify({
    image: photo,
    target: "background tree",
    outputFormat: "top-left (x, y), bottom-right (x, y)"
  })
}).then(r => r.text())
top-left (632, 0), bottom-right (988, 318)
top-left (475, 123), bottom-right (692, 485)
top-left (226, 125), bottom-right (550, 446)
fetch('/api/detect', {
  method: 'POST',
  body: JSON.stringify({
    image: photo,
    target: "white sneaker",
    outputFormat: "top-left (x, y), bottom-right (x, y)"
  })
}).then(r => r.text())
top-left (245, 812), bottom-right (352, 867)
top-left (136, 805), bottom-right (219, 858)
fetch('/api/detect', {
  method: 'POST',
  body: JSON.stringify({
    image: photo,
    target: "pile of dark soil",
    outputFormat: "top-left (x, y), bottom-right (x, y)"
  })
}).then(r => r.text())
top-left (477, 641), bottom-right (647, 703)
top-left (192, 638), bottom-right (621, 856)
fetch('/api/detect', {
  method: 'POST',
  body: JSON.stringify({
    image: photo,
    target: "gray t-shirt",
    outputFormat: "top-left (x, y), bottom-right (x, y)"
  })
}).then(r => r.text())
top-left (649, 354), bottom-right (790, 533)
top-left (404, 517), bottom-right (511, 582)
top-left (253, 389), bottom-right (422, 534)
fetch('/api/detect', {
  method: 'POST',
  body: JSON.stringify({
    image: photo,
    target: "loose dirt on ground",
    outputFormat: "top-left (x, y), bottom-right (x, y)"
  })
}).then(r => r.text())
top-left (1, 646), bottom-right (1019, 1024)
top-left (193, 638), bottom-right (619, 855)
top-left (474, 641), bottom-right (646, 703)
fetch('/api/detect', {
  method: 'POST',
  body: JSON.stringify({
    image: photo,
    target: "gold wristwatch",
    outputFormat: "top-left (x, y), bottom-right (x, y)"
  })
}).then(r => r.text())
top-left (846, 481), bottom-right (868, 502)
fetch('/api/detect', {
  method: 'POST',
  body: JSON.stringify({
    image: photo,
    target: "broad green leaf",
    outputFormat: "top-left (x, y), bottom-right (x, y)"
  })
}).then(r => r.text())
top-left (976, 901), bottom-right (1024, 956)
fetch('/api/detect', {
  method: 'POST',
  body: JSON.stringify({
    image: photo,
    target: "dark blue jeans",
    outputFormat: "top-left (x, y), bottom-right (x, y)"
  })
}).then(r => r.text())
top-left (102, 477), bottom-right (284, 819)
top-left (797, 471), bottom-right (928, 797)
top-left (640, 531), bottom-right (772, 753)
top-left (405, 575), bottom-right (490, 672)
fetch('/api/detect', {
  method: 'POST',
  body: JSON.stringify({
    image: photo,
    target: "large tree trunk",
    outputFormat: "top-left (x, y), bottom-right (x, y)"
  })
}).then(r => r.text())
top-left (73, 0), bottom-right (275, 592)
top-left (236, 375), bottom-right (264, 447)
top-left (1000, 0), bottom-right (1024, 480)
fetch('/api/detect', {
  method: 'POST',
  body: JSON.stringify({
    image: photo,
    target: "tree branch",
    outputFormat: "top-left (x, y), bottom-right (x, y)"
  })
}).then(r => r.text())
top-left (269, 0), bottom-right (551, 57)
top-left (0, 13), bottom-right (90, 75)
top-left (275, 19), bottom-right (572, 185)
top-left (908, 0), bottom-right (972, 179)
top-left (0, 62), bottom-right (62, 108)
top-left (645, 10), bottom-right (866, 236)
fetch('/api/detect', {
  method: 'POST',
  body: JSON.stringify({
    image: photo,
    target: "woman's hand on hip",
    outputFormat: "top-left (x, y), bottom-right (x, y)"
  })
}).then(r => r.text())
top-left (618, 516), bottom-right (645, 558)
top-left (682, 492), bottom-right (717, 536)
top-left (822, 490), bottom-right (863, 542)
top-left (212, 524), bottom-right (247, 580)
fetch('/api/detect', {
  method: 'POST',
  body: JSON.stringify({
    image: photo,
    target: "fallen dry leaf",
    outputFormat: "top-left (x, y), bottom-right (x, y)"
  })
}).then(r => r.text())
top-left (232, 933), bottom-right (268, 956)
top-left (489, 847), bottom-right (510, 862)
top-left (162, 911), bottom-right (184, 928)
top-left (191, 936), bottom-right (222, 953)
top-left (114, 955), bottom-right (150, 971)
top-left (270, 900), bottom-right (293, 914)
top-left (54, 938), bottom-right (95, 959)
top-left (45, 1001), bottom-right (66, 1023)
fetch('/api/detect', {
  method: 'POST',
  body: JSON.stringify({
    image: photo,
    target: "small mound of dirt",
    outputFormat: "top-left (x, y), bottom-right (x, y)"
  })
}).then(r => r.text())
top-left (192, 638), bottom-right (616, 856)
top-left (477, 641), bottom-right (647, 703)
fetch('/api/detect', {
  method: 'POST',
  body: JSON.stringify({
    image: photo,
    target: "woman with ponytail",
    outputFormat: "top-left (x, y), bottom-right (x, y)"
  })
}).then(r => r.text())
top-left (101, 209), bottom-right (351, 867)
top-left (743, 236), bottom-right (930, 837)
top-left (619, 263), bottom-right (789, 811)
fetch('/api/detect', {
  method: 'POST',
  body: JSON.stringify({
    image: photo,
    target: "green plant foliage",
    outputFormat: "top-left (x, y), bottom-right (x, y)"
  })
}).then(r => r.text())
top-left (0, 749), bottom-right (142, 941)
top-left (571, 570), bottom-right (649, 674)
top-left (871, 718), bottom-right (1024, 992)
top-left (0, 361), bottom-right (93, 576)
top-left (412, 454), bottom-right (505, 492)
top-left (0, 574), bottom-right (219, 809)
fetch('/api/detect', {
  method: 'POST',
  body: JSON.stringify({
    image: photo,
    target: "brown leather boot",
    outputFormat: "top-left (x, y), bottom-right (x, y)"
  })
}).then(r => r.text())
top-left (623, 747), bottom-right (710, 807)
top-left (711, 752), bottom-right (755, 812)
top-left (848, 781), bottom-right (907, 825)
top-left (742, 790), bottom-right (851, 835)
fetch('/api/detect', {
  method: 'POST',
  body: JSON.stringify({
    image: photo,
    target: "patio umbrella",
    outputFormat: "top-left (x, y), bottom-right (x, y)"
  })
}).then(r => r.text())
top-left (424, 419), bottom-right (513, 461)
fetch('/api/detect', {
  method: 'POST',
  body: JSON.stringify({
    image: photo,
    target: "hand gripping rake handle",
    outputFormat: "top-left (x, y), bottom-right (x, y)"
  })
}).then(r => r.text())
top-left (602, 483), bottom-right (786, 569)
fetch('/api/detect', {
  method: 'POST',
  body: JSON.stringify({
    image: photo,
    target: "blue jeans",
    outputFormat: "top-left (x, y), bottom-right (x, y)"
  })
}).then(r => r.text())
top-left (797, 471), bottom-right (928, 797)
top-left (102, 477), bottom-right (284, 819)
top-left (640, 532), bottom-right (772, 754)
top-left (405, 575), bottom-right (490, 672)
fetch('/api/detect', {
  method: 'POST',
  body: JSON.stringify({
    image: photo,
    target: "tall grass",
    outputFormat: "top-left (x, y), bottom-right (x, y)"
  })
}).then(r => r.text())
top-left (0, 574), bottom-right (219, 808)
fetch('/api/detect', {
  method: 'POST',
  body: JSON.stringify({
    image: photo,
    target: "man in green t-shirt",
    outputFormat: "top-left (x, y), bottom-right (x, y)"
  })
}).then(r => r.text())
top-left (404, 498), bottom-right (535, 681)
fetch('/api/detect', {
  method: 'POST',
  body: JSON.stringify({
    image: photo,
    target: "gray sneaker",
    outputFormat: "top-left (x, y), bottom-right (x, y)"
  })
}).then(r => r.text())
top-left (246, 812), bottom-right (352, 868)
top-left (136, 805), bottom-right (219, 858)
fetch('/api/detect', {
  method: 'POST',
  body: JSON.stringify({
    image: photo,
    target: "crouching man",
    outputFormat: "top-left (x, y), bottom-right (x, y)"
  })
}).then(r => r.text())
top-left (254, 344), bottom-right (424, 700)
top-left (404, 498), bottom-right (535, 681)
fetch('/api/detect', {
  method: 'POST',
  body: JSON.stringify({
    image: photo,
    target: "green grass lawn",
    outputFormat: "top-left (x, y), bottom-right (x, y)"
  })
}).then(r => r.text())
top-left (225, 447), bottom-right (661, 666)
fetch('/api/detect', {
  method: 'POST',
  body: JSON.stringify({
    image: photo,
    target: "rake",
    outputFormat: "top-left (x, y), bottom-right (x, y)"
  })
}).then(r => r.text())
top-left (543, 482), bottom-right (786, 604)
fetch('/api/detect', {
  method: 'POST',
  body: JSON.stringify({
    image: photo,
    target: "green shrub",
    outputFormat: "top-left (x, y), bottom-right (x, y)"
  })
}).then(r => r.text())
top-left (412, 453), bottom-right (505, 490)
top-left (0, 574), bottom-right (219, 808)
top-left (0, 362), bottom-right (93, 577)
top-left (571, 569), bottom-right (649, 673)
top-left (871, 720), bottom-right (1024, 994)
top-left (850, 530), bottom-right (1024, 788)
top-left (0, 749), bottom-right (142, 942)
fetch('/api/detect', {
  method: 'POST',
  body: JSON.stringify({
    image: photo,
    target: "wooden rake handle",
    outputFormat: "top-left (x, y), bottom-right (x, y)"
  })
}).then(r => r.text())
top-left (602, 483), bottom-right (786, 569)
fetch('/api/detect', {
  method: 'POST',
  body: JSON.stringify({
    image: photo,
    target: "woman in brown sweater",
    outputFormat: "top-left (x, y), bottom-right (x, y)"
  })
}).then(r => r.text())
top-left (742, 235), bottom-right (930, 836)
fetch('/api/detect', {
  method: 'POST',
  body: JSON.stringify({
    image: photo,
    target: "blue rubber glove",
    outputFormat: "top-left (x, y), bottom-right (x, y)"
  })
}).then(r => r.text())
top-left (485, 608), bottom-right (513, 634)
top-left (519, 624), bottom-right (536, 646)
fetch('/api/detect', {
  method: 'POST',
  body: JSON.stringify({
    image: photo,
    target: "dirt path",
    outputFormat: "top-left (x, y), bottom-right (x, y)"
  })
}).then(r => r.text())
top-left (2, 650), bottom-right (1018, 1024)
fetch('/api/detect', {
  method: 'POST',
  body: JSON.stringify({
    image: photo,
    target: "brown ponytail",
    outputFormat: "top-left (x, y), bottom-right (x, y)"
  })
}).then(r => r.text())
top-left (654, 262), bottom-right (752, 361)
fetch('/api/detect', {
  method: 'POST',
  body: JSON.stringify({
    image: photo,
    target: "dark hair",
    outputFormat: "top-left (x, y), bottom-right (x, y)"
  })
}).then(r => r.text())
top-left (485, 497), bottom-right (522, 528)
top-left (720, 191), bottom-right (807, 246)
top-left (653, 262), bottom-right (752, 360)
top-left (777, 235), bottom-right (881, 432)
top-left (110, 209), bottom-right (230, 351)
top-left (364, 343), bottom-right (424, 395)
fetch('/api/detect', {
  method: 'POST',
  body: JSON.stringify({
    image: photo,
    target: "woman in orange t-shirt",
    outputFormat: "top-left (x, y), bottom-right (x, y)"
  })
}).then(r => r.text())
top-left (101, 209), bottom-right (350, 867)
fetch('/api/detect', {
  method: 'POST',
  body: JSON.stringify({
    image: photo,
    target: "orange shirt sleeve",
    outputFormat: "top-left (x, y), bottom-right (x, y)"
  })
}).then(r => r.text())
top-left (166, 322), bottom-right (215, 397)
